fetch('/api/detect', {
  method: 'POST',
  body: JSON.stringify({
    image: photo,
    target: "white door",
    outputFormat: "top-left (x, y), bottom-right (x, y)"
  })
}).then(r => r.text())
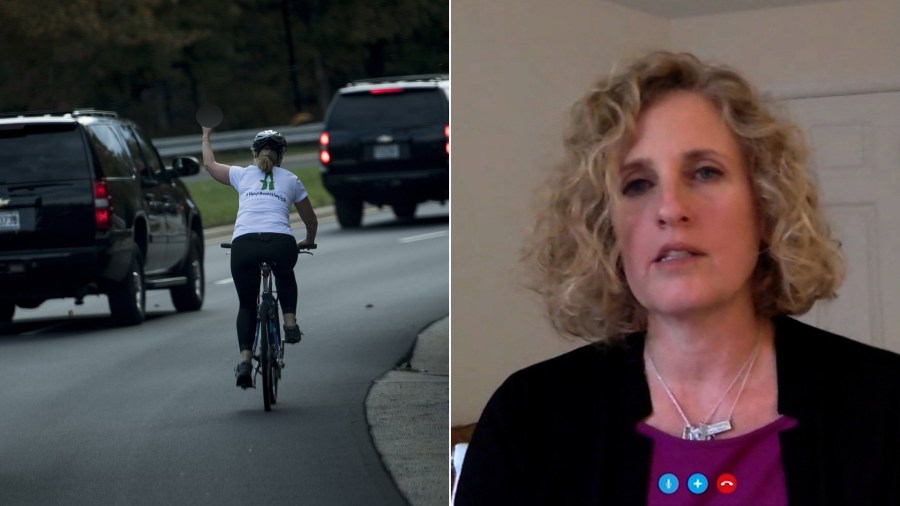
top-left (784, 92), bottom-right (900, 353)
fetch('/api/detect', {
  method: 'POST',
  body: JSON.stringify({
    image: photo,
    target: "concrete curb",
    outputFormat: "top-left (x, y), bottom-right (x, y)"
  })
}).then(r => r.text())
top-left (366, 316), bottom-right (449, 506)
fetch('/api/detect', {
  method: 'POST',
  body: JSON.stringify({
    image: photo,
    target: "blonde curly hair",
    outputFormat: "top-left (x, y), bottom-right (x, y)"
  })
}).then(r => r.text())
top-left (523, 51), bottom-right (844, 342)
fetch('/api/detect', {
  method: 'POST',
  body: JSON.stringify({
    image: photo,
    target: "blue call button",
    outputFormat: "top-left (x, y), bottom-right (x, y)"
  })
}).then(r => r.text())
top-left (687, 473), bottom-right (709, 494)
top-left (658, 473), bottom-right (679, 494)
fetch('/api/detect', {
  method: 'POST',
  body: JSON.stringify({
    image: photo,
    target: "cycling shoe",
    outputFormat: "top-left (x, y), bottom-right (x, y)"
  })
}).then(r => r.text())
top-left (235, 360), bottom-right (253, 389)
top-left (283, 324), bottom-right (303, 344)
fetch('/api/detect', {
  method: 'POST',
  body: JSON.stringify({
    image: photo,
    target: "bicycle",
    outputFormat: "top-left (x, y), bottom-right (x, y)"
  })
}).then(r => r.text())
top-left (221, 242), bottom-right (316, 411)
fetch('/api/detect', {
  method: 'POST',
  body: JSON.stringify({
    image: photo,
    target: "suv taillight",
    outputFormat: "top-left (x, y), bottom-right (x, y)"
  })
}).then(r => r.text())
top-left (319, 131), bottom-right (331, 166)
top-left (445, 124), bottom-right (450, 155)
top-left (93, 181), bottom-right (111, 230)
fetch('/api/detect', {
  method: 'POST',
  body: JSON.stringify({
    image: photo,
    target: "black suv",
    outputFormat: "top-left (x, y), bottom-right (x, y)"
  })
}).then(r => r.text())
top-left (0, 109), bottom-right (205, 325)
top-left (318, 74), bottom-right (449, 228)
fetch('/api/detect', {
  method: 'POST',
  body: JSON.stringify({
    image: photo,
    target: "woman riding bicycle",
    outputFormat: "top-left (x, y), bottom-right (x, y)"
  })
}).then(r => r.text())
top-left (201, 126), bottom-right (318, 388)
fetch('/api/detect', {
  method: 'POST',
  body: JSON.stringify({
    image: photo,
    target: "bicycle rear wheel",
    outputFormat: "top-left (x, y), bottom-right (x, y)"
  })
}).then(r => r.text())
top-left (259, 303), bottom-right (274, 412)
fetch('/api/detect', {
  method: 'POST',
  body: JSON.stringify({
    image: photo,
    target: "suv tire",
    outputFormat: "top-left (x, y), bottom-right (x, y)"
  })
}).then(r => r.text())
top-left (392, 202), bottom-right (417, 220)
top-left (171, 232), bottom-right (205, 312)
top-left (0, 302), bottom-right (13, 324)
top-left (335, 197), bottom-right (363, 228)
top-left (109, 248), bottom-right (146, 326)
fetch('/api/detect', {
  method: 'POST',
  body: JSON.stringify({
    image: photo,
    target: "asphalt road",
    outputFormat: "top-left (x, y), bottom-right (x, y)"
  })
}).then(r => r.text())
top-left (0, 203), bottom-right (449, 506)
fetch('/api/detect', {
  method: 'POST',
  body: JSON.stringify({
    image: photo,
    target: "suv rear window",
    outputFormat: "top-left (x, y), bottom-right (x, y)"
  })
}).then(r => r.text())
top-left (328, 89), bottom-right (447, 129)
top-left (86, 124), bottom-right (134, 178)
top-left (0, 123), bottom-right (90, 183)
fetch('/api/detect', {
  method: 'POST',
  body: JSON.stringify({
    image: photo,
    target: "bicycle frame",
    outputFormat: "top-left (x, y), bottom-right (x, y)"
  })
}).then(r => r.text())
top-left (253, 262), bottom-right (280, 358)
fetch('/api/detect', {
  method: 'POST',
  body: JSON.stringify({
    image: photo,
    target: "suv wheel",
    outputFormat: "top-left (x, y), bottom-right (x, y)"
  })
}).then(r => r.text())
top-left (109, 248), bottom-right (146, 325)
top-left (335, 197), bottom-right (363, 228)
top-left (392, 202), bottom-right (417, 220)
top-left (0, 302), bottom-right (14, 324)
top-left (171, 232), bottom-right (205, 312)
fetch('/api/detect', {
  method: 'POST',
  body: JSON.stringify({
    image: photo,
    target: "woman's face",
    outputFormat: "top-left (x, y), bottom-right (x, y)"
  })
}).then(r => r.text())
top-left (612, 91), bottom-right (760, 320)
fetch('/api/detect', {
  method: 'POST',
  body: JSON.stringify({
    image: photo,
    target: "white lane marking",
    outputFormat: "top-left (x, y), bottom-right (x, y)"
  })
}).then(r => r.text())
top-left (399, 230), bottom-right (448, 243)
top-left (21, 322), bottom-right (69, 336)
top-left (215, 278), bottom-right (234, 285)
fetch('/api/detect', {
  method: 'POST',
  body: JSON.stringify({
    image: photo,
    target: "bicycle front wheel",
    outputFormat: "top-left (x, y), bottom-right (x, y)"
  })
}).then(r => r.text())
top-left (259, 302), bottom-right (274, 412)
top-left (271, 310), bottom-right (281, 405)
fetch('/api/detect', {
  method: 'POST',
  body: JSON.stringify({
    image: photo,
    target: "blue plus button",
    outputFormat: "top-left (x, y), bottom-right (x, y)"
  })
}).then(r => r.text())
top-left (687, 473), bottom-right (709, 494)
top-left (658, 473), bottom-right (679, 494)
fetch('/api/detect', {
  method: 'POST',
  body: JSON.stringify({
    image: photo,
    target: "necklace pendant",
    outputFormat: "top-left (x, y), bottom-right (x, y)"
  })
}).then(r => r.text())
top-left (704, 420), bottom-right (732, 438)
top-left (683, 420), bottom-right (732, 441)
top-left (683, 425), bottom-right (707, 441)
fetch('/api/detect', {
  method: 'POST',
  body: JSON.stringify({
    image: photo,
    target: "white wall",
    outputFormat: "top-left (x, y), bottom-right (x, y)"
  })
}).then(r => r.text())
top-left (450, 0), bottom-right (900, 426)
top-left (451, 0), bottom-right (668, 425)
top-left (669, 0), bottom-right (900, 96)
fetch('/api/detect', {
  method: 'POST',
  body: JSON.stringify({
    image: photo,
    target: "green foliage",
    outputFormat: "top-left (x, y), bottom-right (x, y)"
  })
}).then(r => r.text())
top-left (0, 0), bottom-right (448, 137)
top-left (184, 178), bottom-right (239, 229)
top-left (184, 164), bottom-right (331, 228)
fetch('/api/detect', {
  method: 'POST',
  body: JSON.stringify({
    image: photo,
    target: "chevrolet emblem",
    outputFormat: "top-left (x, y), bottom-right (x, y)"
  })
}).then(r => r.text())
top-left (376, 135), bottom-right (394, 143)
top-left (0, 198), bottom-right (9, 207)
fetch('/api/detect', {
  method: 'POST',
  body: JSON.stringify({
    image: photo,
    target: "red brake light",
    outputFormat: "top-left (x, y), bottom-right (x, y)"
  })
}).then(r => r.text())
top-left (93, 181), bottom-right (111, 230)
top-left (93, 181), bottom-right (109, 199)
top-left (444, 124), bottom-right (450, 137)
top-left (95, 209), bottom-right (110, 229)
top-left (370, 88), bottom-right (404, 95)
top-left (319, 131), bottom-right (331, 166)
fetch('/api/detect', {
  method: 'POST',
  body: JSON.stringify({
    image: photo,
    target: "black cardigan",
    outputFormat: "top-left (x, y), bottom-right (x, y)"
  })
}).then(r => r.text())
top-left (455, 316), bottom-right (900, 505)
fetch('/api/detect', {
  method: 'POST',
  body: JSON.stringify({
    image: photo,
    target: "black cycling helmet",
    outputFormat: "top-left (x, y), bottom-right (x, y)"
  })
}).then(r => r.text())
top-left (251, 129), bottom-right (287, 154)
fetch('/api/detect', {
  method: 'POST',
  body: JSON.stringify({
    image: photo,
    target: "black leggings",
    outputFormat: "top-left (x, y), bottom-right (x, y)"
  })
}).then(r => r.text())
top-left (230, 233), bottom-right (299, 352)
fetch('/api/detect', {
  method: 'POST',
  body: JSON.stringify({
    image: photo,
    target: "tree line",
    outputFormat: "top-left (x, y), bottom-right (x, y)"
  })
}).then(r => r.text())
top-left (0, 0), bottom-right (448, 137)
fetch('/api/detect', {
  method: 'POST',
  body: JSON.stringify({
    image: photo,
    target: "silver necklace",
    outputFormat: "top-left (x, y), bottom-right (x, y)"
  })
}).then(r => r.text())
top-left (646, 337), bottom-right (761, 441)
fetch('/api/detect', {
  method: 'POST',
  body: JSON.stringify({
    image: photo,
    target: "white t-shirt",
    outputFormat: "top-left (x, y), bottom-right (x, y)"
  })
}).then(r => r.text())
top-left (229, 165), bottom-right (308, 240)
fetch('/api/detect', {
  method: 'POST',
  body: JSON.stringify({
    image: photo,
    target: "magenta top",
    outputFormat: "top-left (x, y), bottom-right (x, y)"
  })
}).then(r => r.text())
top-left (635, 416), bottom-right (798, 505)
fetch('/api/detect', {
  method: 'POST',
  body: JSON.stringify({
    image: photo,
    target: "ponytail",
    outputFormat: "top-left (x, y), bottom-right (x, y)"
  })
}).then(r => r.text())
top-left (254, 148), bottom-right (280, 173)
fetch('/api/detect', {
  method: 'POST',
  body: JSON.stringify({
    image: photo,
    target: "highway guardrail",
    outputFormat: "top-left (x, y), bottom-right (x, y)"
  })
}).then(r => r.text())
top-left (153, 123), bottom-right (323, 158)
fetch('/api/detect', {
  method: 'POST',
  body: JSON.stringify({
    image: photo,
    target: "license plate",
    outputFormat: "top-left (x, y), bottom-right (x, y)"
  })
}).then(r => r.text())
top-left (373, 144), bottom-right (400, 160)
top-left (0, 210), bottom-right (19, 231)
